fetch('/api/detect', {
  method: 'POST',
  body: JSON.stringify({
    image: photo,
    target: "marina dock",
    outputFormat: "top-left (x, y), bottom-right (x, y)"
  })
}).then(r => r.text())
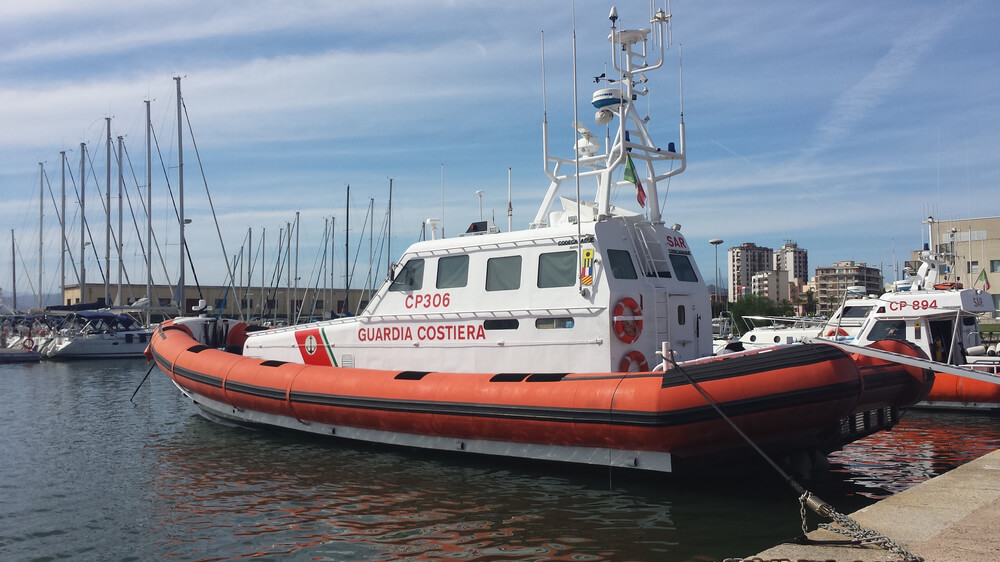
top-left (0, 348), bottom-right (40, 363)
top-left (752, 448), bottom-right (1000, 561)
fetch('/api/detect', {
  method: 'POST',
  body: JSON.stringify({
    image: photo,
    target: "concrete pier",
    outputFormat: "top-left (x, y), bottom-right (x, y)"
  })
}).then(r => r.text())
top-left (752, 449), bottom-right (1000, 561)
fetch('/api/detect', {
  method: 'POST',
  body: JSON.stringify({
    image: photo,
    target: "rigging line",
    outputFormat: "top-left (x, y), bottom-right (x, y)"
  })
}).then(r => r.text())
top-left (129, 362), bottom-right (157, 404)
top-left (263, 229), bottom-right (286, 320)
top-left (120, 143), bottom-right (149, 259)
top-left (181, 100), bottom-right (242, 319)
top-left (137, 128), bottom-right (175, 289)
top-left (82, 147), bottom-right (108, 285)
top-left (13, 238), bottom-right (38, 303)
top-left (358, 200), bottom-right (388, 304)
top-left (242, 230), bottom-right (264, 312)
top-left (109, 141), bottom-right (138, 299)
top-left (41, 168), bottom-right (79, 291)
top-left (61, 153), bottom-right (84, 286)
top-left (303, 223), bottom-right (331, 322)
top-left (227, 230), bottom-right (253, 321)
top-left (348, 202), bottom-right (373, 309)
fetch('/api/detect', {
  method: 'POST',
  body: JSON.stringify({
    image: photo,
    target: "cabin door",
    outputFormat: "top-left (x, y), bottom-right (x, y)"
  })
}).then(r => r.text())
top-left (653, 291), bottom-right (698, 362)
top-left (928, 319), bottom-right (962, 364)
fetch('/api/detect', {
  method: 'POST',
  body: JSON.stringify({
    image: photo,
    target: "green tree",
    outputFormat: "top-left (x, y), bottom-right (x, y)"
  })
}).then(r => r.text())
top-left (730, 294), bottom-right (787, 333)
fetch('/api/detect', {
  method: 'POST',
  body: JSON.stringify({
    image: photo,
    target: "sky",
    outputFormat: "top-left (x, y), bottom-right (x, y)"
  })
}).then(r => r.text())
top-left (1, 0), bottom-right (998, 307)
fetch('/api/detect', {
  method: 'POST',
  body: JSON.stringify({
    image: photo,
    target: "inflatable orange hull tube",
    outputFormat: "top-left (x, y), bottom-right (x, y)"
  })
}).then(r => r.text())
top-left (149, 320), bottom-right (931, 468)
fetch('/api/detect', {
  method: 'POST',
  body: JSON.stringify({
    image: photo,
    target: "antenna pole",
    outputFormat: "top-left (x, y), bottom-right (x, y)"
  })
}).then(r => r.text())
top-left (571, 1), bottom-right (584, 295)
top-left (440, 164), bottom-right (445, 238)
top-left (507, 167), bottom-right (512, 232)
top-left (387, 177), bottom-right (393, 278)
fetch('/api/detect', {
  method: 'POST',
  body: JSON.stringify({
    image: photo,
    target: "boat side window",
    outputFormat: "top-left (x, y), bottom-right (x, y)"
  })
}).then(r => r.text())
top-left (484, 319), bottom-right (519, 330)
top-left (536, 317), bottom-right (574, 329)
top-left (537, 251), bottom-right (576, 288)
top-left (677, 305), bottom-right (686, 325)
top-left (389, 259), bottom-right (424, 292)
top-left (486, 256), bottom-right (521, 291)
top-left (436, 255), bottom-right (469, 289)
top-left (869, 320), bottom-right (905, 341)
top-left (607, 249), bottom-right (638, 280)
top-left (668, 254), bottom-right (699, 282)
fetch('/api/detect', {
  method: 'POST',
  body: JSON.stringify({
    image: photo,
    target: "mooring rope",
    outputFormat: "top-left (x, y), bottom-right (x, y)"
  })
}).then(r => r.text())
top-left (662, 349), bottom-right (922, 562)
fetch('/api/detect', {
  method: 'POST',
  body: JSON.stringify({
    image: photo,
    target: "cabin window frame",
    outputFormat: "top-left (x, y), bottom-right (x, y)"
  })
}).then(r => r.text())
top-left (537, 250), bottom-right (577, 288)
top-left (607, 249), bottom-right (638, 280)
top-left (668, 254), bottom-right (699, 282)
top-left (389, 258), bottom-right (425, 292)
top-left (486, 255), bottom-right (522, 292)
top-left (436, 255), bottom-right (469, 289)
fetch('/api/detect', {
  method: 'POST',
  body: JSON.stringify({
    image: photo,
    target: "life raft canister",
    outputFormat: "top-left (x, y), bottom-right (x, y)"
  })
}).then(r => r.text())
top-left (613, 297), bottom-right (643, 344)
top-left (619, 350), bottom-right (649, 372)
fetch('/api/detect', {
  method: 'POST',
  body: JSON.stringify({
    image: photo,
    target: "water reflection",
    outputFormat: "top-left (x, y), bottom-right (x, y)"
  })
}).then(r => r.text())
top-left (2, 361), bottom-right (998, 561)
top-left (827, 409), bottom-right (1000, 499)
top-left (147, 424), bottom-right (685, 559)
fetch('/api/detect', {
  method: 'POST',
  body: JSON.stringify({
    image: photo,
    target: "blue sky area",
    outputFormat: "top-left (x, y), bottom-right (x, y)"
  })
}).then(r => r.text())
top-left (1, 1), bottom-right (998, 305)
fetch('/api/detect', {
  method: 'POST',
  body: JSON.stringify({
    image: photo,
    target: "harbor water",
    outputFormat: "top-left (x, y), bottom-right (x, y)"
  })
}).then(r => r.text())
top-left (2, 359), bottom-right (999, 561)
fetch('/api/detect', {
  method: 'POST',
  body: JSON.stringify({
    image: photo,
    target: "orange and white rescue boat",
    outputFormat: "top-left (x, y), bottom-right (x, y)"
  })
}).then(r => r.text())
top-left (149, 8), bottom-right (936, 473)
top-left (150, 318), bottom-right (931, 473)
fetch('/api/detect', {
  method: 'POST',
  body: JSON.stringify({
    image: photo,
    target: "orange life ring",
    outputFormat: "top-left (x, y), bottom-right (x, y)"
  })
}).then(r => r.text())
top-left (824, 328), bottom-right (848, 337)
top-left (22, 338), bottom-right (35, 350)
top-left (613, 297), bottom-right (643, 344)
top-left (619, 350), bottom-right (649, 372)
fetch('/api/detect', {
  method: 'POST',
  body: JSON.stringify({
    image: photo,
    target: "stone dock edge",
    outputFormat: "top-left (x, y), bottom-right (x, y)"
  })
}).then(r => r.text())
top-left (748, 448), bottom-right (1000, 561)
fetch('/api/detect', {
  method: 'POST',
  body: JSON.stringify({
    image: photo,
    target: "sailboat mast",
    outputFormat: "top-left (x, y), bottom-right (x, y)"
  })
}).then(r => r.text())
top-left (345, 184), bottom-right (350, 315)
top-left (105, 117), bottom-right (111, 307)
top-left (246, 227), bottom-right (252, 321)
top-left (286, 220), bottom-right (291, 324)
top-left (117, 135), bottom-right (124, 305)
top-left (368, 198), bottom-right (374, 299)
top-left (10, 230), bottom-right (15, 312)
top-left (387, 178), bottom-right (392, 279)
top-left (61, 151), bottom-right (66, 305)
top-left (294, 210), bottom-right (300, 322)
top-left (145, 100), bottom-right (152, 325)
top-left (334, 217), bottom-right (337, 318)
top-left (80, 143), bottom-right (86, 304)
top-left (38, 162), bottom-right (43, 309)
top-left (175, 76), bottom-right (185, 316)
top-left (260, 227), bottom-right (265, 321)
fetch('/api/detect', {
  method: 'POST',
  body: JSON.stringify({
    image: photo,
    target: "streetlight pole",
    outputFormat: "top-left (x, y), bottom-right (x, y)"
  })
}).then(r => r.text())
top-left (709, 239), bottom-right (723, 307)
top-left (476, 190), bottom-right (484, 221)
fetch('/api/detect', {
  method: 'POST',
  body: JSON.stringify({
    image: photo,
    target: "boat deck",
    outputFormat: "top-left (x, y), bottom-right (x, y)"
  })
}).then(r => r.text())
top-left (751, 448), bottom-right (1000, 561)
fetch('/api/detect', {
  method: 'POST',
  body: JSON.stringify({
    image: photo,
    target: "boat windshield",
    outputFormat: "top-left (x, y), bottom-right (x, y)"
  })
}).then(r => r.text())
top-left (839, 305), bottom-right (875, 320)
